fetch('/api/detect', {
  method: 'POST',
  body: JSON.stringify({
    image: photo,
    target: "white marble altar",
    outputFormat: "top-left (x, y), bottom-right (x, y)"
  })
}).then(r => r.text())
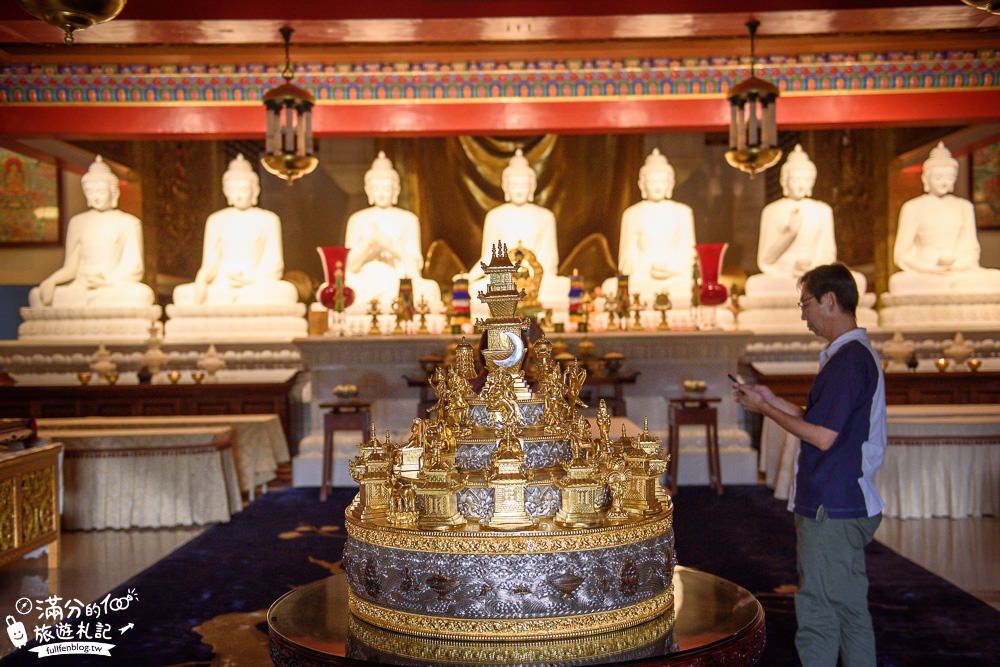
top-left (465, 149), bottom-right (571, 316)
top-left (19, 156), bottom-right (160, 342)
top-left (881, 142), bottom-right (1000, 328)
top-left (291, 331), bottom-right (753, 487)
top-left (165, 155), bottom-right (306, 342)
top-left (737, 145), bottom-right (876, 332)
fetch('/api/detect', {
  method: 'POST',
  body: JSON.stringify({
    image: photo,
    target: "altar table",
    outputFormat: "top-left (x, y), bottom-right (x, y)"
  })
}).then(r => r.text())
top-left (761, 405), bottom-right (1000, 519)
top-left (46, 426), bottom-right (242, 530)
top-left (38, 414), bottom-right (289, 497)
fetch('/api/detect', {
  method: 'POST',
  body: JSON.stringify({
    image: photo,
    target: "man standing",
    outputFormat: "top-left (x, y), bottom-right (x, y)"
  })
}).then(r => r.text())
top-left (735, 263), bottom-right (886, 667)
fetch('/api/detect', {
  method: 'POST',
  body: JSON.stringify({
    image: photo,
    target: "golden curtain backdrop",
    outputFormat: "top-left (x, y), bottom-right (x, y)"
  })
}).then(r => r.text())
top-left (375, 134), bottom-right (645, 272)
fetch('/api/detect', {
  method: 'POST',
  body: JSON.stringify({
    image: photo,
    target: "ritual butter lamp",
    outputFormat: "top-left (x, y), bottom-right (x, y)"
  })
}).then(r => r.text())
top-left (77, 371), bottom-right (91, 386)
top-left (261, 27), bottom-right (318, 185)
top-left (653, 291), bottom-right (672, 331)
top-left (191, 370), bottom-right (205, 384)
top-left (366, 298), bottom-right (382, 335)
top-left (967, 358), bottom-right (983, 372)
top-left (166, 370), bottom-right (181, 385)
top-left (934, 357), bottom-right (950, 373)
top-left (603, 352), bottom-right (625, 376)
top-left (104, 371), bottom-right (119, 386)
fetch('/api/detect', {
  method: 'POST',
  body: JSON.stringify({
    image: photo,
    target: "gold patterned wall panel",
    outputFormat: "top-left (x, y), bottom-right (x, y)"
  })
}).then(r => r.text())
top-left (19, 467), bottom-right (55, 545)
top-left (0, 478), bottom-right (15, 552)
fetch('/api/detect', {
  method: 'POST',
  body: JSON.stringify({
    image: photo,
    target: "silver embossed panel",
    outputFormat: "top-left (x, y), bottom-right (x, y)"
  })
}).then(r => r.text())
top-left (344, 530), bottom-right (675, 620)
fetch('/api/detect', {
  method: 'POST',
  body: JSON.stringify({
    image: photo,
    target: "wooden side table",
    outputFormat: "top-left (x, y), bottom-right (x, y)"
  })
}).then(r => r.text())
top-left (318, 401), bottom-right (371, 502)
top-left (667, 397), bottom-right (723, 496)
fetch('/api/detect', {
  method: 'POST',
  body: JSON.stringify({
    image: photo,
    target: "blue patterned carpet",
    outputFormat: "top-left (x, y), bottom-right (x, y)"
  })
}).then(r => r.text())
top-left (3, 485), bottom-right (998, 666)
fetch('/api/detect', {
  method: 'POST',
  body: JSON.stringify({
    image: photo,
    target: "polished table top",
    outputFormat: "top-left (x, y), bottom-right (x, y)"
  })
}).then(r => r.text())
top-left (268, 566), bottom-right (764, 666)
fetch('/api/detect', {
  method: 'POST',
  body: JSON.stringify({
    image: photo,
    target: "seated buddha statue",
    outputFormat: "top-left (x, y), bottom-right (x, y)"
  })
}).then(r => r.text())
top-left (889, 142), bottom-right (1000, 294)
top-left (173, 155), bottom-right (298, 306)
top-left (340, 151), bottom-right (443, 312)
top-left (465, 149), bottom-right (571, 311)
top-left (745, 144), bottom-right (867, 296)
top-left (29, 156), bottom-right (154, 309)
top-left (602, 148), bottom-right (695, 307)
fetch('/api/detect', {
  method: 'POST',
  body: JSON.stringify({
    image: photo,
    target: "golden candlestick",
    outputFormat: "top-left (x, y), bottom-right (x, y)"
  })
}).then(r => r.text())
top-left (367, 298), bottom-right (382, 335)
top-left (630, 293), bottom-right (647, 331)
top-left (653, 292), bottom-right (672, 331)
top-left (415, 296), bottom-right (431, 334)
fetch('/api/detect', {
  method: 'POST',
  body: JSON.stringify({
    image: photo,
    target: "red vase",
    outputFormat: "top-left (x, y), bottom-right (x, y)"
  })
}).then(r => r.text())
top-left (316, 246), bottom-right (355, 311)
top-left (696, 243), bottom-right (729, 307)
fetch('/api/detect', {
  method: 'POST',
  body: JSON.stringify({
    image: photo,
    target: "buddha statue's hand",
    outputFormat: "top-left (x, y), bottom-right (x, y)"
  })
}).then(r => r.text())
top-left (784, 209), bottom-right (803, 235)
top-left (83, 272), bottom-right (111, 289)
top-left (793, 258), bottom-right (813, 274)
top-left (39, 279), bottom-right (56, 306)
top-left (227, 272), bottom-right (252, 288)
top-left (650, 263), bottom-right (676, 280)
top-left (936, 255), bottom-right (955, 270)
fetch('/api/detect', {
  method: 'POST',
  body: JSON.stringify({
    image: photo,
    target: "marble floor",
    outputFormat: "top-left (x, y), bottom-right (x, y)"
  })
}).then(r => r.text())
top-left (0, 500), bottom-right (996, 661)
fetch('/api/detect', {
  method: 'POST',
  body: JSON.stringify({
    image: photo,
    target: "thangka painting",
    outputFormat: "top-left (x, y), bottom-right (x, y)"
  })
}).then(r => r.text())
top-left (0, 146), bottom-right (60, 244)
top-left (972, 139), bottom-right (1000, 229)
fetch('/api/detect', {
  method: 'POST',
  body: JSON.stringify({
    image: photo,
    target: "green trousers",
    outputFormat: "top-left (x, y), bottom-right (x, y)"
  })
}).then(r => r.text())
top-left (794, 507), bottom-right (882, 667)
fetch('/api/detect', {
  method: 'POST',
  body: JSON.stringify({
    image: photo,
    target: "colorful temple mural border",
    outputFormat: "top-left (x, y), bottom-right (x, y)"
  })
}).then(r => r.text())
top-left (3, 50), bottom-right (997, 106)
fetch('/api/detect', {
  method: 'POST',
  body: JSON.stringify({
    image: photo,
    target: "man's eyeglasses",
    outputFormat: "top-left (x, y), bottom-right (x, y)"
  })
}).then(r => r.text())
top-left (797, 295), bottom-right (816, 310)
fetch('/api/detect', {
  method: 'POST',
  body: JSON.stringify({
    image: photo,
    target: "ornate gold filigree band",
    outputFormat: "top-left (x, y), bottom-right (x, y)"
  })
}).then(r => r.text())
top-left (346, 509), bottom-right (672, 555)
top-left (348, 606), bottom-right (675, 661)
top-left (348, 585), bottom-right (674, 641)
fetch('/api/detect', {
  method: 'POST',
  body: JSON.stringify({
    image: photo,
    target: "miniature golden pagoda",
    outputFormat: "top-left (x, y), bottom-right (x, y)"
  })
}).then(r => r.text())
top-left (342, 240), bottom-right (676, 642)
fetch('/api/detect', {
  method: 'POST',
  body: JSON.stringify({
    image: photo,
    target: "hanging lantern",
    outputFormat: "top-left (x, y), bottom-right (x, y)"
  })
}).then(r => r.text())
top-left (725, 20), bottom-right (782, 179)
top-left (261, 27), bottom-right (318, 185)
top-left (15, 0), bottom-right (127, 45)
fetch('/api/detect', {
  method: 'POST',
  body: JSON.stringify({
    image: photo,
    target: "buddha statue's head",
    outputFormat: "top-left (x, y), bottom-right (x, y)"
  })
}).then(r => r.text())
top-left (638, 148), bottom-right (675, 202)
top-left (780, 145), bottom-right (817, 201)
top-left (81, 155), bottom-right (119, 212)
top-left (364, 151), bottom-right (401, 208)
top-left (501, 148), bottom-right (537, 205)
top-left (222, 154), bottom-right (261, 210)
top-left (921, 142), bottom-right (958, 197)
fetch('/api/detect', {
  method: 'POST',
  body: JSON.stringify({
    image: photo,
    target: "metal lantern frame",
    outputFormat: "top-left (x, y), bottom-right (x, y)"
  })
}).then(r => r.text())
top-left (725, 19), bottom-right (782, 178)
top-left (261, 26), bottom-right (318, 185)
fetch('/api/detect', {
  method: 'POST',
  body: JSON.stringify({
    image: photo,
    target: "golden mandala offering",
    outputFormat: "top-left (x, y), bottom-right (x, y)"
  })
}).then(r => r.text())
top-left (343, 242), bottom-right (675, 641)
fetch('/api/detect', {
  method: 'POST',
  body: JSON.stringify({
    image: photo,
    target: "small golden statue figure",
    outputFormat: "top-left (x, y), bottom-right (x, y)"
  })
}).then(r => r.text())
top-left (444, 365), bottom-right (473, 437)
top-left (428, 366), bottom-right (447, 419)
top-left (387, 480), bottom-right (419, 527)
top-left (564, 359), bottom-right (588, 411)
top-left (510, 242), bottom-right (543, 314)
top-left (605, 458), bottom-right (631, 522)
top-left (535, 337), bottom-right (571, 436)
top-left (595, 398), bottom-right (613, 461)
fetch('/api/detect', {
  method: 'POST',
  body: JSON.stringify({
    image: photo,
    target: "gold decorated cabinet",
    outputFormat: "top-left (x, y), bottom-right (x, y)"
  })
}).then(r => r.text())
top-left (0, 443), bottom-right (61, 570)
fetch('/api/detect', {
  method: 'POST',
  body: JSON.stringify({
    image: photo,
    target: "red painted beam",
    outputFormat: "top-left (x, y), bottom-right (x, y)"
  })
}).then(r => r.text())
top-left (1, 91), bottom-right (997, 139)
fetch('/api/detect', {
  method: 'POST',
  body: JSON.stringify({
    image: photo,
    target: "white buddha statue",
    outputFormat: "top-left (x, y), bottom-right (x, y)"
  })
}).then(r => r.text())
top-left (29, 156), bottom-right (153, 308)
top-left (745, 144), bottom-right (867, 296)
top-left (466, 149), bottom-right (570, 310)
top-left (173, 155), bottom-right (298, 306)
top-left (889, 142), bottom-right (1000, 294)
top-left (340, 151), bottom-right (442, 312)
top-left (601, 148), bottom-right (695, 307)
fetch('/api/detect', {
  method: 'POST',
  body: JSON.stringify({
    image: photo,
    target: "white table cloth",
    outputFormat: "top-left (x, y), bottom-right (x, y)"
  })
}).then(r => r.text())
top-left (45, 426), bottom-right (242, 530)
top-left (761, 405), bottom-right (1000, 518)
top-left (39, 415), bottom-right (289, 494)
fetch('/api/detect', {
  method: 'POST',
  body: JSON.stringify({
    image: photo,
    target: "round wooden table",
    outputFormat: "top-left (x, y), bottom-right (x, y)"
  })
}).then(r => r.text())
top-left (268, 566), bottom-right (765, 666)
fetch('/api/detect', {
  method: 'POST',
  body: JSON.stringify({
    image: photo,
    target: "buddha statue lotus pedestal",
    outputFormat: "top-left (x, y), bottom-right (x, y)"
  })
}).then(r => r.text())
top-left (342, 241), bottom-right (676, 641)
